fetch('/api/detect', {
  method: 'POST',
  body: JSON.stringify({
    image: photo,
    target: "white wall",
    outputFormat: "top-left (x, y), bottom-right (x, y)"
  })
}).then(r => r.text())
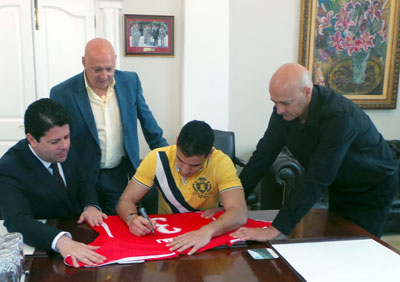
top-left (367, 100), bottom-right (400, 140)
top-left (182, 0), bottom-right (230, 130)
top-left (121, 0), bottom-right (183, 157)
top-left (120, 0), bottom-right (400, 160)
top-left (229, 0), bottom-right (301, 160)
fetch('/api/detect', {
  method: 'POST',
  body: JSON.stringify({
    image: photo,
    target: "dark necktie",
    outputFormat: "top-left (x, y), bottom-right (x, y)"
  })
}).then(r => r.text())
top-left (50, 163), bottom-right (66, 190)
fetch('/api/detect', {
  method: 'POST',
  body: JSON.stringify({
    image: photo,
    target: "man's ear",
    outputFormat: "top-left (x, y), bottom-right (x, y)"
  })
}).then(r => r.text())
top-left (26, 133), bottom-right (37, 147)
top-left (304, 85), bottom-right (312, 97)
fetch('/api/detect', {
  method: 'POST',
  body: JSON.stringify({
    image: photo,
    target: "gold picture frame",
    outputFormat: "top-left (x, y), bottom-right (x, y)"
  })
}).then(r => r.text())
top-left (299, 0), bottom-right (400, 109)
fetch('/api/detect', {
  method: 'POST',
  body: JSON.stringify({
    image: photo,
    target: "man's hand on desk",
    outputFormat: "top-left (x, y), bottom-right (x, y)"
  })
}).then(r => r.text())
top-left (78, 206), bottom-right (108, 226)
top-left (56, 235), bottom-right (105, 268)
top-left (167, 226), bottom-right (213, 255)
top-left (231, 225), bottom-right (281, 242)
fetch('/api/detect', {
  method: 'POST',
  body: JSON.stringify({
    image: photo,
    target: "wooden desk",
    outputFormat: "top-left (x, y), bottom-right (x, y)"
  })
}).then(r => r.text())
top-left (25, 209), bottom-right (399, 282)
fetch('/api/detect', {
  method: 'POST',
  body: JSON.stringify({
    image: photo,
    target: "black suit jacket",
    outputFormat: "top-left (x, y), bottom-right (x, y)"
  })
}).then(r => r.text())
top-left (0, 139), bottom-right (99, 252)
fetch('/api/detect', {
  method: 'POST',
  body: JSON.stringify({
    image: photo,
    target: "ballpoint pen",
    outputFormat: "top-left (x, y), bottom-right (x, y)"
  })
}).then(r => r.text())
top-left (139, 207), bottom-right (155, 234)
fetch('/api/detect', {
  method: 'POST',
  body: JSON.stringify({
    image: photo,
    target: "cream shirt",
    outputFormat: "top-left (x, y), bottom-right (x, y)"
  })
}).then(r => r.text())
top-left (85, 74), bottom-right (125, 169)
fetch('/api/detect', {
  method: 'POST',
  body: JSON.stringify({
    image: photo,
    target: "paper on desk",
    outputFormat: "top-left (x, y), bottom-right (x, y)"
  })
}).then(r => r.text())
top-left (272, 238), bottom-right (400, 282)
top-left (0, 219), bottom-right (46, 256)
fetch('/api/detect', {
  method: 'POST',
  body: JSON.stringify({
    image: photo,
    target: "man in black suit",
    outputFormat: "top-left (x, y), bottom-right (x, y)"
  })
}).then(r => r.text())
top-left (0, 98), bottom-right (107, 267)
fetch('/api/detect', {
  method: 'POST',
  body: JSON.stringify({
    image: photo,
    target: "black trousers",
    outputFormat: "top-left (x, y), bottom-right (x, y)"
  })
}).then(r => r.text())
top-left (97, 158), bottom-right (134, 215)
top-left (329, 172), bottom-right (398, 238)
top-left (97, 157), bottom-right (158, 215)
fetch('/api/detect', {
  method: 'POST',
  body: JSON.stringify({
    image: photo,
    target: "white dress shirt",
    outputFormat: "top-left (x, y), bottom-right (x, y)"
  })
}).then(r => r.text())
top-left (85, 74), bottom-right (125, 169)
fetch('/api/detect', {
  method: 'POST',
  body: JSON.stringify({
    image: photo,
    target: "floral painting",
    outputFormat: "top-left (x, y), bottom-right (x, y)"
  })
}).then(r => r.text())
top-left (299, 0), bottom-right (400, 109)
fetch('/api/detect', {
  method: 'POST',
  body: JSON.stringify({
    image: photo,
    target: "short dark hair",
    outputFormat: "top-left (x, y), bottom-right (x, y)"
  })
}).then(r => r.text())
top-left (24, 98), bottom-right (71, 141)
top-left (177, 120), bottom-right (215, 157)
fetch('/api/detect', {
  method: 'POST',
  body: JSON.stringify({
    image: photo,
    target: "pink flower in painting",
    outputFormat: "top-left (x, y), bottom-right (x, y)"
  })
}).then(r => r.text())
top-left (345, 34), bottom-right (363, 56)
top-left (360, 31), bottom-right (376, 51)
top-left (329, 31), bottom-right (346, 52)
top-left (377, 20), bottom-right (386, 41)
top-left (318, 49), bottom-right (330, 62)
top-left (334, 9), bottom-right (355, 30)
top-left (317, 10), bottom-right (334, 35)
top-left (364, 0), bottom-right (385, 23)
top-left (317, 0), bottom-right (388, 56)
top-left (345, 0), bottom-right (362, 10)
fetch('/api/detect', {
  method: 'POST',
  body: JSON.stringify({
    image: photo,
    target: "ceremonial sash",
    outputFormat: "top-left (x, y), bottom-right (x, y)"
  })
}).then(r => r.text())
top-left (155, 151), bottom-right (199, 213)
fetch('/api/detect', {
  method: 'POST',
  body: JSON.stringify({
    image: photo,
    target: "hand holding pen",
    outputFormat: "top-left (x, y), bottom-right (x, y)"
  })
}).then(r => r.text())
top-left (126, 207), bottom-right (156, 236)
top-left (139, 207), bottom-right (155, 234)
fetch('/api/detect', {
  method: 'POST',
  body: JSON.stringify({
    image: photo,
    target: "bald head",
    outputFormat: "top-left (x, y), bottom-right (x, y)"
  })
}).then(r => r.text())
top-left (269, 63), bottom-right (313, 123)
top-left (82, 38), bottom-right (116, 95)
top-left (269, 63), bottom-right (312, 96)
top-left (84, 38), bottom-right (115, 58)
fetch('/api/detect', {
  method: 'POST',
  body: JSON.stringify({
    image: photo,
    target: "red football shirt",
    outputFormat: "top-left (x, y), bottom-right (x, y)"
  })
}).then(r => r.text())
top-left (64, 212), bottom-right (271, 267)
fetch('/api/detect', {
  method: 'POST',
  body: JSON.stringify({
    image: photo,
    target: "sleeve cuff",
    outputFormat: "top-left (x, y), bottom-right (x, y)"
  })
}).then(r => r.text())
top-left (271, 210), bottom-right (299, 236)
top-left (52, 232), bottom-right (72, 252)
top-left (84, 205), bottom-right (102, 212)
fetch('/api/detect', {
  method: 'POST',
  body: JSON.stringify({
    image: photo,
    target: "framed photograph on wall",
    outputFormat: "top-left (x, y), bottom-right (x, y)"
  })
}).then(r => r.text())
top-left (299, 0), bottom-right (400, 109)
top-left (124, 14), bottom-right (174, 56)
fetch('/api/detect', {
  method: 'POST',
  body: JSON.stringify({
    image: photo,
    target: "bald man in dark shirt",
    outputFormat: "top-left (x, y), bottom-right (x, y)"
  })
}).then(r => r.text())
top-left (232, 63), bottom-right (397, 240)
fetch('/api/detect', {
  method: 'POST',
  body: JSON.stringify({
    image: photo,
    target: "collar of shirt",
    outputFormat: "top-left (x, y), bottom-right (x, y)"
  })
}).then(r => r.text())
top-left (174, 154), bottom-right (210, 184)
top-left (277, 85), bottom-right (322, 130)
top-left (303, 85), bottom-right (321, 129)
top-left (84, 71), bottom-right (116, 101)
top-left (28, 144), bottom-right (53, 170)
top-left (28, 144), bottom-right (66, 183)
top-left (84, 72), bottom-right (124, 169)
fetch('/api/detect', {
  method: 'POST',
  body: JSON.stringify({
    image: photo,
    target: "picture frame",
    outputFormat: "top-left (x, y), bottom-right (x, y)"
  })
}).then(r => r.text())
top-left (299, 0), bottom-right (400, 109)
top-left (124, 14), bottom-right (174, 57)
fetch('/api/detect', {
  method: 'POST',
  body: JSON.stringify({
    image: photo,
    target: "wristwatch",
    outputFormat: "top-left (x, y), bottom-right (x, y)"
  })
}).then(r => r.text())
top-left (126, 212), bottom-right (138, 223)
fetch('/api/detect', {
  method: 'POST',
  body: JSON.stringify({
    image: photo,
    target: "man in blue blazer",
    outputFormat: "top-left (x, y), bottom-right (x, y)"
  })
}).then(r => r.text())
top-left (0, 99), bottom-right (107, 268)
top-left (50, 38), bottom-right (168, 215)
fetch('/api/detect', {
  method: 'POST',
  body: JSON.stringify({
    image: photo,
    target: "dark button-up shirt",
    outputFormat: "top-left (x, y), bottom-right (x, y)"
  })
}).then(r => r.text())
top-left (240, 85), bottom-right (397, 235)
